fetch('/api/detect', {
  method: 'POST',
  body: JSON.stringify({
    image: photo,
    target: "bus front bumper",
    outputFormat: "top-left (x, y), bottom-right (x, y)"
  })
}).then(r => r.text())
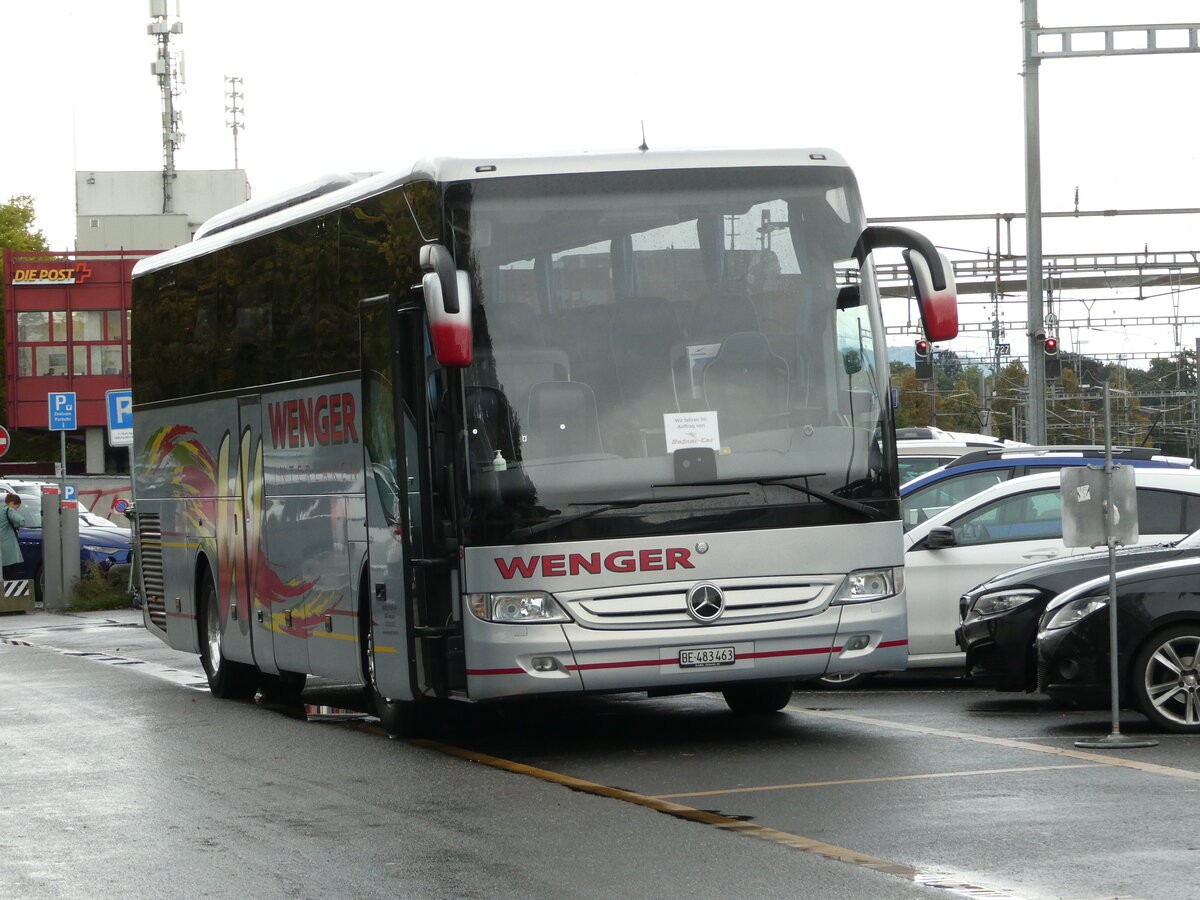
top-left (463, 593), bottom-right (907, 701)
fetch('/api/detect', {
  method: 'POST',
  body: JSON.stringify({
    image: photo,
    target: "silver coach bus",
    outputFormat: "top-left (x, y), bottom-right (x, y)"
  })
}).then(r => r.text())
top-left (131, 148), bottom-right (957, 735)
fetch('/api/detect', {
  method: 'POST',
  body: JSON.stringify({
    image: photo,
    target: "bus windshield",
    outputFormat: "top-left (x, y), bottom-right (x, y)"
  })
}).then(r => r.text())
top-left (447, 165), bottom-right (894, 544)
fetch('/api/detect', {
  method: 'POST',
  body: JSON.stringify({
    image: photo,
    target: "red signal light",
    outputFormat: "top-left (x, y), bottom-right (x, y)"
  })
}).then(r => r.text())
top-left (1044, 337), bottom-right (1059, 355)
top-left (915, 339), bottom-right (930, 358)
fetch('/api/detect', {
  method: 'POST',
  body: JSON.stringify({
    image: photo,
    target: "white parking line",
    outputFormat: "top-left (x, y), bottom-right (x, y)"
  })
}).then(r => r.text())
top-left (791, 705), bottom-right (1200, 782)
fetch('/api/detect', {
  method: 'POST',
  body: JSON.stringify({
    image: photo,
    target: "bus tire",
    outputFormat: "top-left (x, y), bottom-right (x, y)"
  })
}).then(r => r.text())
top-left (259, 670), bottom-right (307, 702)
top-left (361, 585), bottom-right (427, 739)
top-left (721, 682), bottom-right (794, 715)
top-left (198, 568), bottom-right (257, 699)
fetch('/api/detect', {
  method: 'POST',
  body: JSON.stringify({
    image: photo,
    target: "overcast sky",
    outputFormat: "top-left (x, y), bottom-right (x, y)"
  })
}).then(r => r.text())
top-left (3, 1), bottom-right (1200, 367)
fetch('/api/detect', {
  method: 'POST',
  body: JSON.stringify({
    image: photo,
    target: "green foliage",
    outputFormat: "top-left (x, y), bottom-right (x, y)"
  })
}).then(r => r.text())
top-left (65, 563), bottom-right (134, 612)
top-left (1, 195), bottom-right (52, 430)
top-left (0, 194), bottom-right (49, 253)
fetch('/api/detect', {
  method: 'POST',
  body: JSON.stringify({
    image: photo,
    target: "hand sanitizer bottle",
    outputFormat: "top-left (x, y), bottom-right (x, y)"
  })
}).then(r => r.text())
top-left (492, 450), bottom-right (507, 472)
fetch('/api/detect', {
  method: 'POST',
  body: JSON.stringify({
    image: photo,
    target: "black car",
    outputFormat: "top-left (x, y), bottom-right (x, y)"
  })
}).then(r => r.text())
top-left (1036, 556), bottom-right (1200, 733)
top-left (957, 529), bottom-right (1200, 692)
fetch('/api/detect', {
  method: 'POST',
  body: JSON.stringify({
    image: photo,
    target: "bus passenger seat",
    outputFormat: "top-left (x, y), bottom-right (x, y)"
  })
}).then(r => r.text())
top-left (609, 298), bottom-right (683, 429)
top-left (479, 303), bottom-right (570, 414)
top-left (688, 293), bottom-right (759, 341)
top-left (701, 331), bottom-right (790, 435)
top-left (524, 381), bottom-right (603, 458)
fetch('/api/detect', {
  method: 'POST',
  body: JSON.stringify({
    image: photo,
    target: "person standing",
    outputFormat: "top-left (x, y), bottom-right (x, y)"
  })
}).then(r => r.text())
top-left (1, 492), bottom-right (26, 580)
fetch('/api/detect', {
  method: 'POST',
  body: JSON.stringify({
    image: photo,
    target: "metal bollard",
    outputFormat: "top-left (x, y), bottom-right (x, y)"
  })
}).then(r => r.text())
top-left (41, 487), bottom-right (65, 609)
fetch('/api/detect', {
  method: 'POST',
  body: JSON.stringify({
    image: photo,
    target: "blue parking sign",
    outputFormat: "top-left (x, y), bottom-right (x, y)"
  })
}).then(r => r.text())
top-left (106, 389), bottom-right (133, 447)
top-left (48, 392), bottom-right (77, 431)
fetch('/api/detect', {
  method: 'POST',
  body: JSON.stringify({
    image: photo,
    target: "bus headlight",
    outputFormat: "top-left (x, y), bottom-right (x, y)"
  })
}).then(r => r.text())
top-left (832, 567), bottom-right (902, 605)
top-left (466, 591), bottom-right (571, 624)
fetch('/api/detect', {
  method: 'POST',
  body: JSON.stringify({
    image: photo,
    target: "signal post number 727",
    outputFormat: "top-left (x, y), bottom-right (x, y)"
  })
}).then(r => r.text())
top-left (130, 148), bottom-right (957, 735)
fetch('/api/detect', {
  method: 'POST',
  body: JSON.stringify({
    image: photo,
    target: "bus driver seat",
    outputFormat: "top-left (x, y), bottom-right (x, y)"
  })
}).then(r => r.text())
top-left (701, 331), bottom-right (789, 436)
top-left (524, 381), bottom-right (604, 458)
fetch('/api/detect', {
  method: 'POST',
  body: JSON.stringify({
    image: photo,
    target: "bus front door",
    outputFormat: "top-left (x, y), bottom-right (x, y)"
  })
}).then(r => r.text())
top-left (360, 297), bottom-right (419, 703)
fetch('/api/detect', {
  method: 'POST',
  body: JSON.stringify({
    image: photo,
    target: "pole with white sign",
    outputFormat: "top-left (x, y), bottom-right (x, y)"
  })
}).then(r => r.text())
top-left (1070, 384), bottom-right (1157, 750)
top-left (106, 389), bottom-right (136, 597)
top-left (48, 392), bottom-right (77, 498)
top-left (45, 394), bottom-right (78, 609)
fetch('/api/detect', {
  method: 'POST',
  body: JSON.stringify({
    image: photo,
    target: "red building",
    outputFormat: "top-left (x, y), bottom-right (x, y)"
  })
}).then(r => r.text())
top-left (3, 249), bottom-right (153, 466)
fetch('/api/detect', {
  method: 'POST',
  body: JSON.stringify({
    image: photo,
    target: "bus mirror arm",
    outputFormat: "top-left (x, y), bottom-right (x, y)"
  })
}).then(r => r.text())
top-left (853, 225), bottom-right (958, 343)
top-left (419, 243), bottom-right (473, 367)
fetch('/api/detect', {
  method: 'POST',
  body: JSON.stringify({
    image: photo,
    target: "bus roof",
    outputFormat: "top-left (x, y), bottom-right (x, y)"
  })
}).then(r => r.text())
top-left (132, 147), bottom-right (848, 278)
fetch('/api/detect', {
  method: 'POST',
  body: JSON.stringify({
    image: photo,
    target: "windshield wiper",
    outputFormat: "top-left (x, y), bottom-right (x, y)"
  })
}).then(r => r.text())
top-left (659, 474), bottom-right (884, 521)
top-left (508, 490), bottom-right (750, 543)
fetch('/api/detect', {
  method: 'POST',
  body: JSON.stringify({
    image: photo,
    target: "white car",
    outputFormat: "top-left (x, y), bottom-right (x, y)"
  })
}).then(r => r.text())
top-left (902, 467), bottom-right (1200, 670)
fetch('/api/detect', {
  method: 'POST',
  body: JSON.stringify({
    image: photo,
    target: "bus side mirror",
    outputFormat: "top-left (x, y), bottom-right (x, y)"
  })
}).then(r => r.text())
top-left (854, 225), bottom-right (959, 343)
top-left (903, 247), bottom-right (958, 343)
top-left (420, 243), bottom-right (473, 367)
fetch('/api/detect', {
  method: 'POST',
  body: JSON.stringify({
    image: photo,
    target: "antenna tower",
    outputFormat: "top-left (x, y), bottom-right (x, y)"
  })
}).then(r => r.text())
top-left (225, 76), bottom-right (245, 169)
top-left (148, 1), bottom-right (185, 214)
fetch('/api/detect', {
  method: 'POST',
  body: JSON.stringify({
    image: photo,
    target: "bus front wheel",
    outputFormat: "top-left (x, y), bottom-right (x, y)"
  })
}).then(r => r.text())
top-left (722, 682), bottom-right (794, 715)
top-left (198, 569), bottom-right (257, 699)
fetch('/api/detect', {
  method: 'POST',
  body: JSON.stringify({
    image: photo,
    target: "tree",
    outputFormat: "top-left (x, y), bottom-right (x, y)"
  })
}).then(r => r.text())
top-left (989, 360), bottom-right (1028, 442)
top-left (0, 194), bottom-right (48, 253)
top-left (1, 195), bottom-right (54, 461)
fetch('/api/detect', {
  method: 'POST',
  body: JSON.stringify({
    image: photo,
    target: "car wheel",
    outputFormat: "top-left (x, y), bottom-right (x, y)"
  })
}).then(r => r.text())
top-left (1132, 624), bottom-right (1200, 734)
top-left (812, 671), bottom-right (875, 689)
top-left (198, 569), bottom-right (257, 699)
top-left (721, 682), bottom-right (794, 715)
top-left (34, 565), bottom-right (44, 606)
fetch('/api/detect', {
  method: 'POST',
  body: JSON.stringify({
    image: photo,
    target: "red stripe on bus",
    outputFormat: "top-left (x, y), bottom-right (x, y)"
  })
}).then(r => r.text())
top-left (467, 641), bottom-right (905, 677)
top-left (740, 646), bottom-right (839, 660)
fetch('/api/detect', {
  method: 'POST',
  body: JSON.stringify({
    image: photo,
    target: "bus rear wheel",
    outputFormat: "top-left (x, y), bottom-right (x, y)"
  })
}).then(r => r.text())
top-left (722, 682), bottom-right (794, 715)
top-left (198, 569), bottom-right (257, 699)
top-left (259, 670), bottom-right (307, 702)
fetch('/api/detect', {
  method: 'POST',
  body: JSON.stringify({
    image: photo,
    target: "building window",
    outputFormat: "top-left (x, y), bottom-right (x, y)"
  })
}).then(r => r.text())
top-left (69, 309), bottom-right (125, 375)
top-left (39, 347), bottom-right (69, 376)
top-left (18, 308), bottom-right (125, 377)
top-left (17, 312), bottom-right (69, 375)
top-left (17, 310), bottom-right (67, 342)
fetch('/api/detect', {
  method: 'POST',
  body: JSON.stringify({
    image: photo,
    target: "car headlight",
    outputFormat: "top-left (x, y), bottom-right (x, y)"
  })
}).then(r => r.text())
top-left (965, 588), bottom-right (1042, 621)
top-left (833, 567), bottom-right (903, 604)
top-left (1042, 594), bottom-right (1107, 631)
top-left (466, 591), bottom-right (571, 624)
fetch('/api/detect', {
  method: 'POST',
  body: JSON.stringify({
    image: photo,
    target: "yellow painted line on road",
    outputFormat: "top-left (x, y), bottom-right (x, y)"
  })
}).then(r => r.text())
top-left (791, 705), bottom-right (1200, 782)
top-left (410, 738), bottom-right (921, 880)
top-left (651, 762), bottom-right (1106, 800)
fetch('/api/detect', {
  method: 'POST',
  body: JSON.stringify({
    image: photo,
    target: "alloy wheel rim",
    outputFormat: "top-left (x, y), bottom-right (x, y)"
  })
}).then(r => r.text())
top-left (1145, 635), bottom-right (1200, 726)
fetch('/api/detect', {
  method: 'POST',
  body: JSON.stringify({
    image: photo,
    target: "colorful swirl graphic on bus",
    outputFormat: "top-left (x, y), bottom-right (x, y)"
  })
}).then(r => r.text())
top-left (144, 424), bottom-right (341, 637)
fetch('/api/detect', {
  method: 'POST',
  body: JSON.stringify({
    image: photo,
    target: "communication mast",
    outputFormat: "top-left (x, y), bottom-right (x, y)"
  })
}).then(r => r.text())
top-left (225, 76), bottom-right (245, 169)
top-left (148, 0), bottom-right (185, 214)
